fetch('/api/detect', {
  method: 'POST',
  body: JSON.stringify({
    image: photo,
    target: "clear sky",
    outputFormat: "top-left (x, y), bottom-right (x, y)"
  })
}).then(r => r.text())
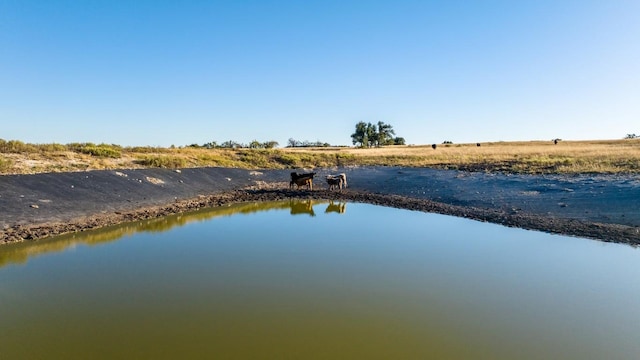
top-left (1, 0), bottom-right (639, 147)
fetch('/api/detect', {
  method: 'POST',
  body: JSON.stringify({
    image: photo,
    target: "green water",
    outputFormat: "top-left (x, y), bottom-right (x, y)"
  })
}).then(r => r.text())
top-left (1, 200), bottom-right (639, 359)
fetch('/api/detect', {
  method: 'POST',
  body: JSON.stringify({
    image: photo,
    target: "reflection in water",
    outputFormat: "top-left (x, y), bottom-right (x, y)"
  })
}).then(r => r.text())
top-left (288, 200), bottom-right (347, 216)
top-left (325, 200), bottom-right (346, 214)
top-left (1, 203), bottom-right (640, 359)
top-left (289, 199), bottom-right (316, 216)
top-left (0, 200), bottom-right (330, 268)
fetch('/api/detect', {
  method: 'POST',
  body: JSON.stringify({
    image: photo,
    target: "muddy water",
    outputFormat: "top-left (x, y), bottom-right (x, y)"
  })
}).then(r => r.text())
top-left (1, 201), bottom-right (639, 359)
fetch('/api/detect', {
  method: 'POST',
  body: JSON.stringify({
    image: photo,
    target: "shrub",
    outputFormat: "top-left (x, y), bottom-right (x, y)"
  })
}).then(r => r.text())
top-left (80, 146), bottom-right (121, 158)
top-left (126, 146), bottom-right (170, 153)
top-left (36, 143), bottom-right (67, 152)
top-left (67, 143), bottom-right (121, 158)
top-left (0, 156), bottom-right (13, 172)
top-left (0, 139), bottom-right (37, 153)
top-left (135, 156), bottom-right (187, 168)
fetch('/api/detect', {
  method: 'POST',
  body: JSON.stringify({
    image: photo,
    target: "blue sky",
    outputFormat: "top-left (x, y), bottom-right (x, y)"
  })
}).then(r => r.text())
top-left (1, 0), bottom-right (638, 147)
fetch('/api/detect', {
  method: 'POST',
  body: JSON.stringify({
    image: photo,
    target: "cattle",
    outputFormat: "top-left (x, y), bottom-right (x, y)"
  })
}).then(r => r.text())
top-left (432, 144), bottom-right (437, 150)
top-left (326, 176), bottom-right (342, 190)
top-left (325, 173), bottom-right (347, 190)
top-left (291, 177), bottom-right (313, 190)
top-left (290, 172), bottom-right (316, 190)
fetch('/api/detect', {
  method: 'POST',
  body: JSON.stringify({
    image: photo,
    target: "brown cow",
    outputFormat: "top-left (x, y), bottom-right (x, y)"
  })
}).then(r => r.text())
top-left (290, 172), bottom-right (316, 190)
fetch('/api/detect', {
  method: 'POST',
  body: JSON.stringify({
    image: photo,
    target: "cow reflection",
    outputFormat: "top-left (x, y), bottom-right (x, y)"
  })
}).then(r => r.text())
top-left (289, 199), bottom-right (315, 217)
top-left (325, 201), bottom-right (346, 214)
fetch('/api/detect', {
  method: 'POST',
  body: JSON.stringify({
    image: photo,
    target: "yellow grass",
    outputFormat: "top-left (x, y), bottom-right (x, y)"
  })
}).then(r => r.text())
top-left (282, 139), bottom-right (640, 173)
top-left (1, 139), bottom-right (639, 175)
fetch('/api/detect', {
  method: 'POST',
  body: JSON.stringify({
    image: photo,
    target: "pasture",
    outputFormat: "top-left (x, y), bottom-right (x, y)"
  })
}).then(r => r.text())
top-left (1, 138), bottom-right (639, 175)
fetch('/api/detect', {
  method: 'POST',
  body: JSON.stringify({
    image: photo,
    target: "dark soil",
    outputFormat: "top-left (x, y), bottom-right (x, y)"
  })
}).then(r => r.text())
top-left (1, 167), bottom-right (639, 246)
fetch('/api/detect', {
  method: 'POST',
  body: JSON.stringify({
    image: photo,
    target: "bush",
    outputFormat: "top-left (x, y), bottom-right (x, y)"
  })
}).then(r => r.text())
top-left (0, 139), bottom-right (37, 153)
top-left (33, 143), bottom-right (66, 152)
top-left (67, 143), bottom-right (121, 158)
top-left (80, 146), bottom-right (121, 158)
top-left (126, 146), bottom-right (170, 153)
top-left (135, 156), bottom-right (187, 168)
top-left (0, 156), bottom-right (13, 172)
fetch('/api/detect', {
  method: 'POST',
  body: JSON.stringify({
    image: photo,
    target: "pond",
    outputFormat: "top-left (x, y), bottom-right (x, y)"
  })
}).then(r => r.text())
top-left (1, 200), bottom-right (639, 359)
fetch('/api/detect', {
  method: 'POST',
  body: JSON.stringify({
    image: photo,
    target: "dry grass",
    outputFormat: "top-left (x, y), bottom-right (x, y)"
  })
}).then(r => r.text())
top-left (283, 140), bottom-right (640, 173)
top-left (1, 139), bottom-right (639, 175)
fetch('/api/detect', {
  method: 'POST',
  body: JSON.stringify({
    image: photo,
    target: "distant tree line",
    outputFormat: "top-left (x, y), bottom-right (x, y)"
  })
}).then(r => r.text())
top-left (286, 138), bottom-right (333, 148)
top-left (189, 140), bottom-right (279, 149)
top-left (351, 121), bottom-right (405, 148)
top-left (625, 133), bottom-right (637, 139)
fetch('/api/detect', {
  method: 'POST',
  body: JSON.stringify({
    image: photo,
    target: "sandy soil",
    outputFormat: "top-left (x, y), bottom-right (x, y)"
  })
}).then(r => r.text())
top-left (1, 166), bottom-right (639, 246)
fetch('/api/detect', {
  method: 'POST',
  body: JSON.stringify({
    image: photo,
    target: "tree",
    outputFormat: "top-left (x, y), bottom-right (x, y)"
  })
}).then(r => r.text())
top-left (351, 121), bottom-right (368, 147)
top-left (393, 137), bottom-right (406, 145)
top-left (377, 121), bottom-right (396, 146)
top-left (366, 123), bottom-right (378, 147)
top-left (248, 140), bottom-right (261, 149)
top-left (352, 121), bottom-right (399, 147)
top-left (203, 141), bottom-right (218, 149)
top-left (221, 140), bottom-right (240, 148)
top-left (263, 140), bottom-right (279, 149)
top-left (625, 134), bottom-right (637, 139)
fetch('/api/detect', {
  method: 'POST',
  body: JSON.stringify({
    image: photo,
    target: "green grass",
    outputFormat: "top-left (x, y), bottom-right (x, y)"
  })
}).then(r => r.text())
top-left (134, 155), bottom-right (187, 168)
top-left (67, 143), bottom-right (122, 158)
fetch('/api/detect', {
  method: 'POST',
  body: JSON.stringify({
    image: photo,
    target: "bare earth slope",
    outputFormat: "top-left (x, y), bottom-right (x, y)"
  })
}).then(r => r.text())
top-left (1, 167), bottom-right (639, 245)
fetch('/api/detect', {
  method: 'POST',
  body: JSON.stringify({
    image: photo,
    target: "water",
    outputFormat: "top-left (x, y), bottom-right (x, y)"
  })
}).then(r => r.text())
top-left (1, 200), bottom-right (639, 359)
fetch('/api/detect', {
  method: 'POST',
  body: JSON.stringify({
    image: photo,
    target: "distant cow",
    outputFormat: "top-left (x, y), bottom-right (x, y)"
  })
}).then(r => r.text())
top-left (432, 144), bottom-right (437, 150)
top-left (477, 143), bottom-right (481, 147)
top-left (326, 173), bottom-right (347, 190)
top-left (290, 172), bottom-right (316, 190)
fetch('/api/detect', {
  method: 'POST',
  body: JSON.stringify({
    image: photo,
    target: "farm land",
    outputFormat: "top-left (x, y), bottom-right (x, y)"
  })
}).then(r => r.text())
top-left (1, 138), bottom-right (639, 175)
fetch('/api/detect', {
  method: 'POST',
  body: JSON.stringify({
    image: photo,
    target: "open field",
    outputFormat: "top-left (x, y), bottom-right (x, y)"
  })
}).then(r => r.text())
top-left (1, 138), bottom-right (639, 175)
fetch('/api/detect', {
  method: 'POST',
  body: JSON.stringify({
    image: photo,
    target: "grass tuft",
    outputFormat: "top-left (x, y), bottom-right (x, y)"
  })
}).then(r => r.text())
top-left (135, 156), bottom-right (187, 168)
top-left (0, 156), bottom-right (13, 172)
top-left (67, 143), bottom-right (122, 158)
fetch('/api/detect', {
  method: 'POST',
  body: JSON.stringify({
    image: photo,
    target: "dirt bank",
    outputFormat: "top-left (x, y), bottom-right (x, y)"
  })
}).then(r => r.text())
top-left (1, 167), bottom-right (639, 246)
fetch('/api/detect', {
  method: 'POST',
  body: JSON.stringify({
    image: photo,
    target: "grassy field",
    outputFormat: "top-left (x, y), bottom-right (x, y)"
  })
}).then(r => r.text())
top-left (1, 138), bottom-right (639, 175)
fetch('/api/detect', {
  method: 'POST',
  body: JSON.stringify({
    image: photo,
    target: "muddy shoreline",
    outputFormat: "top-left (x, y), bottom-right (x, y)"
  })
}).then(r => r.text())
top-left (1, 167), bottom-right (639, 246)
